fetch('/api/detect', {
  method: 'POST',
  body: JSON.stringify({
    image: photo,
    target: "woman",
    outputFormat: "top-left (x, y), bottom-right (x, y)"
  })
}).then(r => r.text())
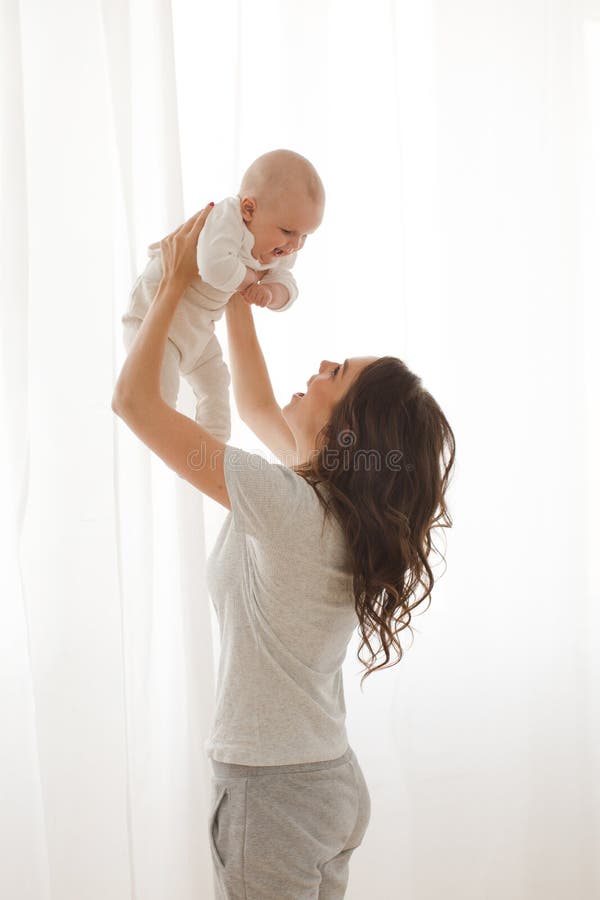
top-left (112, 206), bottom-right (456, 899)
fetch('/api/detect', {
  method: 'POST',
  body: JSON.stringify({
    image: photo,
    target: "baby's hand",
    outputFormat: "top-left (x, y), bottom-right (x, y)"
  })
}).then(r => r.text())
top-left (241, 283), bottom-right (273, 308)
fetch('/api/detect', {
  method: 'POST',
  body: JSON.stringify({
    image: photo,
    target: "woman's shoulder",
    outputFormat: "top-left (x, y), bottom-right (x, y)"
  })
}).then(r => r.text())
top-left (223, 445), bottom-right (322, 539)
top-left (225, 445), bottom-right (328, 498)
top-left (224, 446), bottom-right (351, 572)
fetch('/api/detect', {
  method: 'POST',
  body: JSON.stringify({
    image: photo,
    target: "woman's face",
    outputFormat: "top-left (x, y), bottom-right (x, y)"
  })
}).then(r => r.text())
top-left (283, 356), bottom-right (378, 460)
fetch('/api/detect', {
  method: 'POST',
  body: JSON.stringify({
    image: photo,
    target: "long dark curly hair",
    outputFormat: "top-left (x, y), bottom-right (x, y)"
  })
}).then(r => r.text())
top-left (293, 356), bottom-right (456, 689)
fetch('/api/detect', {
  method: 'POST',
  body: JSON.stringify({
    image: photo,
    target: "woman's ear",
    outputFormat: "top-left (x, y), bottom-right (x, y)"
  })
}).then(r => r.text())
top-left (240, 196), bottom-right (257, 224)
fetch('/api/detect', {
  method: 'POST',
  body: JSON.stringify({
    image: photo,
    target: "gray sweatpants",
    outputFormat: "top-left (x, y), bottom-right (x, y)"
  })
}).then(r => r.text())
top-left (208, 745), bottom-right (371, 899)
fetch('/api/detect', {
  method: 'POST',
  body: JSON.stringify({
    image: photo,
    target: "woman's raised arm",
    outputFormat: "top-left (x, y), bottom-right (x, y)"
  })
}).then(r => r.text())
top-left (225, 294), bottom-right (298, 465)
top-left (112, 207), bottom-right (232, 511)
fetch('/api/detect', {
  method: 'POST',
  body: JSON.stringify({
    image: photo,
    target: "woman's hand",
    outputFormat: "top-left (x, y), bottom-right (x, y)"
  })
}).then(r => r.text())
top-left (152, 202), bottom-right (214, 291)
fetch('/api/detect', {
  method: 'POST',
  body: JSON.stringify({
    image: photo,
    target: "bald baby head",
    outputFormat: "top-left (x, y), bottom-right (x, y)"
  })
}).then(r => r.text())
top-left (238, 149), bottom-right (325, 265)
top-left (240, 149), bottom-right (325, 209)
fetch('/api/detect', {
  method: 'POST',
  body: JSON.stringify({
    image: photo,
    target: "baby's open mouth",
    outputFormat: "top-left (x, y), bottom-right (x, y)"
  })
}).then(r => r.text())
top-left (273, 248), bottom-right (284, 256)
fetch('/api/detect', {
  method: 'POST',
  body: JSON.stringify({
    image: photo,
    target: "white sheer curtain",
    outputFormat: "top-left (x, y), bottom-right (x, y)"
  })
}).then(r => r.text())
top-left (2, 1), bottom-right (599, 898)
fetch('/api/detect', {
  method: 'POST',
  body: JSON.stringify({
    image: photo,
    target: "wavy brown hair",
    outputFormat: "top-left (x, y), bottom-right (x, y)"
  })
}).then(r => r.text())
top-left (293, 356), bottom-right (456, 689)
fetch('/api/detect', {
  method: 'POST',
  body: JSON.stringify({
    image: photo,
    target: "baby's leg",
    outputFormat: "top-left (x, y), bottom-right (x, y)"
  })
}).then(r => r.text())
top-left (123, 255), bottom-right (230, 436)
top-left (122, 316), bottom-right (182, 409)
top-left (182, 334), bottom-right (232, 443)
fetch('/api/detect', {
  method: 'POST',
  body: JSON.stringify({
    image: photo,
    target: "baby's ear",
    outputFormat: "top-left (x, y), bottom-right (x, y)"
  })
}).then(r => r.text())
top-left (240, 196), bottom-right (257, 223)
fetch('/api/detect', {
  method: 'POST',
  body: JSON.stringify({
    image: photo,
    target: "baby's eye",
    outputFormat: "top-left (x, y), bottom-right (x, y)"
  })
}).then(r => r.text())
top-left (280, 228), bottom-right (292, 235)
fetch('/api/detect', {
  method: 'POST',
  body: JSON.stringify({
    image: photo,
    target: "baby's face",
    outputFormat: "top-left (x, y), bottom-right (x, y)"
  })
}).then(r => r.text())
top-left (241, 192), bottom-right (324, 265)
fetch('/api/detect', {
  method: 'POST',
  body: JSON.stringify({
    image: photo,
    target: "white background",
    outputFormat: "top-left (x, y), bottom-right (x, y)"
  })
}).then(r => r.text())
top-left (1, 1), bottom-right (599, 898)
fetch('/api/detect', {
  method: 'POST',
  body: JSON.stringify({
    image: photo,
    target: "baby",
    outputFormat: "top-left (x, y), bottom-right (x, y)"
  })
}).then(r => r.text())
top-left (121, 149), bottom-right (325, 442)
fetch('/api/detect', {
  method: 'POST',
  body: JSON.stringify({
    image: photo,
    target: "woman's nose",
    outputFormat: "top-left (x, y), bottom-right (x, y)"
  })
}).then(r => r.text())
top-left (308, 363), bottom-right (326, 386)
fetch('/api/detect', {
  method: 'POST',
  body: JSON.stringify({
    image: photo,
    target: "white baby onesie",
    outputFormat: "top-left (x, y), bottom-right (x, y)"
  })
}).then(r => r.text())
top-left (121, 196), bottom-right (299, 442)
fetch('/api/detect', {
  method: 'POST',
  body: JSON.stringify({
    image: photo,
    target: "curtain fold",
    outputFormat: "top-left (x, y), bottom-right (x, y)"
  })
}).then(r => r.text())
top-left (1, 2), bottom-right (598, 898)
top-left (0, 17), bottom-right (48, 900)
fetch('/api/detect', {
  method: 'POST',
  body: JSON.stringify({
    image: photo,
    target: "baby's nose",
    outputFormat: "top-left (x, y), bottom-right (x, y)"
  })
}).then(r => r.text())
top-left (285, 236), bottom-right (303, 253)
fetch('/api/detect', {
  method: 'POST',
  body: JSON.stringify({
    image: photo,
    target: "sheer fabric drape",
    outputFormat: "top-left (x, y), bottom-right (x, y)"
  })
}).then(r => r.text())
top-left (1, 2), bottom-right (598, 898)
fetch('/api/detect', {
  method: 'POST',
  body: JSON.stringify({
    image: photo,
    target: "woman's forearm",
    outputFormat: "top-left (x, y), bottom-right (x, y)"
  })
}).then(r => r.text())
top-left (225, 293), bottom-right (279, 417)
top-left (113, 277), bottom-right (183, 409)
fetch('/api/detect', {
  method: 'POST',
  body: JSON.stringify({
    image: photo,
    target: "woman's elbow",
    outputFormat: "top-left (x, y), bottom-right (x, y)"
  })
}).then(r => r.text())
top-left (112, 386), bottom-right (131, 417)
top-left (112, 385), bottom-right (158, 424)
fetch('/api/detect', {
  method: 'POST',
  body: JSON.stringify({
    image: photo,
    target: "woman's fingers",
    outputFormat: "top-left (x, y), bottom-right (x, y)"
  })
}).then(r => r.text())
top-left (186, 203), bottom-right (214, 236)
top-left (151, 203), bottom-right (214, 254)
top-left (181, 204), bottom-right (212, 236)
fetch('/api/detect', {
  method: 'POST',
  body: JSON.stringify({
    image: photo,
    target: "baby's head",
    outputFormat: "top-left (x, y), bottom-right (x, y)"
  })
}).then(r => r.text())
top-left (238, 149), bottom-right (325, 265)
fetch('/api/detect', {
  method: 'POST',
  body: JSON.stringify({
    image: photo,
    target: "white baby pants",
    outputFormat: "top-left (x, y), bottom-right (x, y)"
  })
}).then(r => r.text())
top-left (121, 251), bottom-right (232, 443)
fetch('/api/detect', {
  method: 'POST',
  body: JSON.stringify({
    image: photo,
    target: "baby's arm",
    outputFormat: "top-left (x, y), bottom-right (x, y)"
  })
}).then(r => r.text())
top-left (258, 256), bottom-right (299, 312)
top-left (237, 267), bottom-right (260, 291)
top-left (241, 281), bottom-right (290, 310)
top-left (265, 284), bottom-right (290, 310)
top-left (197, 203), bottom-right (259, 294)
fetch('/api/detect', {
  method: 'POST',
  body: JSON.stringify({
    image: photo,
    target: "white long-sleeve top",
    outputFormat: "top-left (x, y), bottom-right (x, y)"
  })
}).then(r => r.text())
top-left (196, 196), bottom-right (298, 312)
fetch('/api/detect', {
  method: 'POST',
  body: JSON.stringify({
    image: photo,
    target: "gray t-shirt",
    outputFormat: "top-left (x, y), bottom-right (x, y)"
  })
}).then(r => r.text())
top-left (204, 444), bottom-right (358, 765)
